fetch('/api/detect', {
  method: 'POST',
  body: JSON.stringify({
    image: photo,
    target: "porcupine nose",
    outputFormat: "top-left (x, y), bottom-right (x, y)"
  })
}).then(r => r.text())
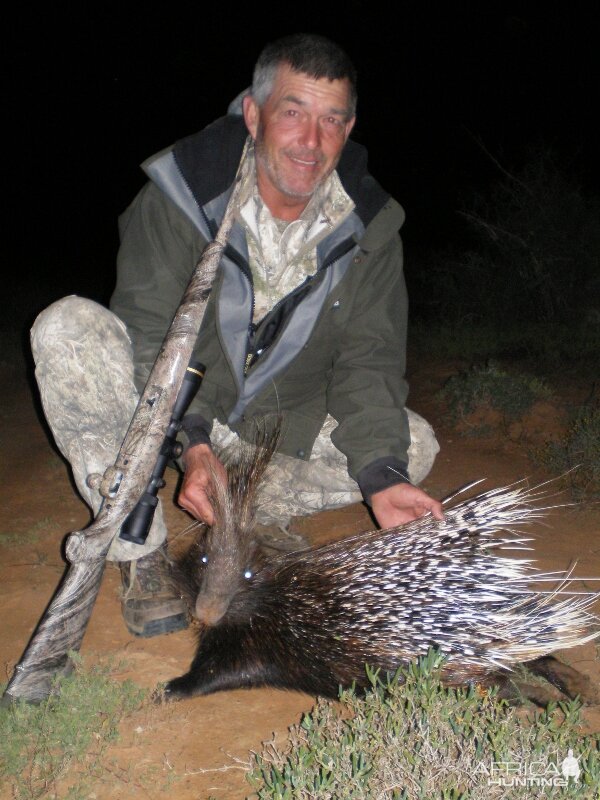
top-left (195, 594), bottom-right (231, 626)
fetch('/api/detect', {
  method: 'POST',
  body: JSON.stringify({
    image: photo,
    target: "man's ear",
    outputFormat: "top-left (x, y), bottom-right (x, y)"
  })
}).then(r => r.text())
top-left (243, 95), bottom-right (259, 139)
top-left (344, 116), bottom-right (356, 142)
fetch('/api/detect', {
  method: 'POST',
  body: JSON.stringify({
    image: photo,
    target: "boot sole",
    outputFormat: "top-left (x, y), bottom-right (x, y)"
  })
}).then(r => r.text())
top-left (126, 611), bottom-right (189, 638)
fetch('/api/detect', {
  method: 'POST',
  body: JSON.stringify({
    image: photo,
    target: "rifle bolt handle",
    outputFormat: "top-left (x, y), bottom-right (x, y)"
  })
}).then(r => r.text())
top-left (86, 473), bottom-right (102, 489)
top-left (172, 442), bottom-right (183, 458)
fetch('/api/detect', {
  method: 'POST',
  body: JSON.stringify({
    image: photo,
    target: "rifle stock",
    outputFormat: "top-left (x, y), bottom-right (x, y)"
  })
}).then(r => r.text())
top-left (2, 154), bottom-right (245, 705)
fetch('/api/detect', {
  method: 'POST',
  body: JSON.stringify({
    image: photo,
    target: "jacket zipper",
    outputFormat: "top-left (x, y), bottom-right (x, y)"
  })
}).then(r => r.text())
top-left (244, 276), bottom-right (311, 375)
top-left (243, 239), bottom-right (356, 375)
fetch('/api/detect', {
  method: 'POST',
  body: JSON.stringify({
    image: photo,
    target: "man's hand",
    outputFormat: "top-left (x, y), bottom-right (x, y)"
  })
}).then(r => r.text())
top-left (371, 482), bottom-right (444, 529)
top-left (178, 443), bottom-right (227, 525)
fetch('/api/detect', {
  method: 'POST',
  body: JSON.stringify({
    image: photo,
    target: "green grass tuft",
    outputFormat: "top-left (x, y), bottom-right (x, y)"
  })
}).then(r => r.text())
top-left (0, 653), bottom-right (147, 799)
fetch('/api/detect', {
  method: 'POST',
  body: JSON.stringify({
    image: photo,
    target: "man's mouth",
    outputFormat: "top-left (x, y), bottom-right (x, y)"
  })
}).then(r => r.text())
top-left (287, 152), bottom-right (322, 169)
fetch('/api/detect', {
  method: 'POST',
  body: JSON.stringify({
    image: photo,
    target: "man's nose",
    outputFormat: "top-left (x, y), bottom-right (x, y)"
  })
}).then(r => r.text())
top-left (299, 117), bottom-right (320, 149)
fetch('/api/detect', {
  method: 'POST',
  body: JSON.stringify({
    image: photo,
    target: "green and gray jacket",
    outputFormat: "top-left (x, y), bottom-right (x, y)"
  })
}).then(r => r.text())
top-left (111, 114), bottom-right (411, 501)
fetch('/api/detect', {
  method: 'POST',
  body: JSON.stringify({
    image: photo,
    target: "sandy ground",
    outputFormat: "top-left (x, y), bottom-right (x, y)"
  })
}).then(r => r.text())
top-left (1, 351), bottom-right (599, 798)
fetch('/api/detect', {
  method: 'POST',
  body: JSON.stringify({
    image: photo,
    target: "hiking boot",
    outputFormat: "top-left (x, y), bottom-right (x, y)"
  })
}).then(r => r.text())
top-left (255, 523), bottom-right (310, 554)
top-left (119, 546), bottom-right (189, 638)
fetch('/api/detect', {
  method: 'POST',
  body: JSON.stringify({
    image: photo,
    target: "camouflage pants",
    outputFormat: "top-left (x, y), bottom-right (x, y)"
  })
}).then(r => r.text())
top-left (31, 296), bottom-right (440, 560)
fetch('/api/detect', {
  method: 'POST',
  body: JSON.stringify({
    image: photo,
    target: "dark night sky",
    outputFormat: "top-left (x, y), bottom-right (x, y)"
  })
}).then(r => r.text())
top-left (6, 2), bottom-right (599, 316)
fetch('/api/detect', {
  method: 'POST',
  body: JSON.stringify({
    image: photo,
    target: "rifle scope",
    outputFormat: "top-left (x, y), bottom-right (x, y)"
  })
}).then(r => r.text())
top-left (119, 359), bottom-right (205, 545)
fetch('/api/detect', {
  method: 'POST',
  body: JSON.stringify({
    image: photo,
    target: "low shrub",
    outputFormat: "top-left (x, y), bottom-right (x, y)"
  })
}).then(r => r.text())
top-left (533, 404), bottom-right (600, 499)
top-left (248, 650), bottom-right (600, 799)
top-left (409, 319), bottom-right (600, 367)
top-left (407, 147), bottom-right (600, 331)
top-left (406, 147), bottom-right (600, 368)
top-left (437, 362), bottom-right (551, 423)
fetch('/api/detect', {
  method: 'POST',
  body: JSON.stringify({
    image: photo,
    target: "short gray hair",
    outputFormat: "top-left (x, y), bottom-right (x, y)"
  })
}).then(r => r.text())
top-left (252, 33), bottom-right (357, 118)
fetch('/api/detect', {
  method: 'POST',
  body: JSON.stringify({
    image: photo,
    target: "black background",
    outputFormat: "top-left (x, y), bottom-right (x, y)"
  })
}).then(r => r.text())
top-left (6, 2), bottom-right (598, 314)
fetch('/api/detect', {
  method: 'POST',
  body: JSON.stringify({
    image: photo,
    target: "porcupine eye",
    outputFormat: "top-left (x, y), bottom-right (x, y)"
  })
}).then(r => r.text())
top-left (243, 568), bottom-right (253, 580)
top-left (201, 555), bottom-right (208, 565)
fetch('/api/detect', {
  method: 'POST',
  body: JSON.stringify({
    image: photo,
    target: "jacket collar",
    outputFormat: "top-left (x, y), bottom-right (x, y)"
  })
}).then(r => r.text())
top-left (172, 116), bottom-right (392, 229)
top-left (144, 114), bottom-right (403, 250)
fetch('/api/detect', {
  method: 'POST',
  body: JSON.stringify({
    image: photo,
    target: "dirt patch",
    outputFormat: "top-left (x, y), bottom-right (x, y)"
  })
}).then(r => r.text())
top-left (1, 354), bottom-right (599, 799)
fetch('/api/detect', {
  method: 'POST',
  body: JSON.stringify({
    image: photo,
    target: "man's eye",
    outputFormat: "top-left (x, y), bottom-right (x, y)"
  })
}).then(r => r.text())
top-left (285, 109), bottom-right (299, 117)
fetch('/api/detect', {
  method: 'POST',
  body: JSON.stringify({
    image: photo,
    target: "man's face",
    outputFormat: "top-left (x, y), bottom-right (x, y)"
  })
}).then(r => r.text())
top-left (243, 64), bottom-right (355, 217)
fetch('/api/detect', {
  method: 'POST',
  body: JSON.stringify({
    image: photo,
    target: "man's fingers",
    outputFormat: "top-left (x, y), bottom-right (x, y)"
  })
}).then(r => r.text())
top-left (179, 491), bottom-right (214, 525)
top-left (178, 478), bottom-right (215, 525)
top-left (418, 498), bottom-right (444, 521)
top-left (180, 445), bottom-right (227, 525)
top-left (371, 483), bottom-right (445, 529)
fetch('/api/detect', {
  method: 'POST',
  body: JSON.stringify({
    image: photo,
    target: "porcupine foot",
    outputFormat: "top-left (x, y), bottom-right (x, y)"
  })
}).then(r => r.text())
top-left (526, 655), bottom-right (599, 703)
top-left (156, 625), bottom-right (292, 703)
top-left (158, 663), bottom-right (281, 702)
top-left (157, 672), bottom-right (202, 703)
top-left (493, 655), bottom-right (599, 707)
top-left (158, 660), bottom-right (241, 703)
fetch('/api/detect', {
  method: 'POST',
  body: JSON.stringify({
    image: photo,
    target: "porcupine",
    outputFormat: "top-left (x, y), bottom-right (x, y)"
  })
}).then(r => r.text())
top-left (163, 438), bottom-right (600, 704)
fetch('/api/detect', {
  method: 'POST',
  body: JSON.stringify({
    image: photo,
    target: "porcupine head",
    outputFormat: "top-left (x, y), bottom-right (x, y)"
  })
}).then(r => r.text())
top-left (186, 429), bottom-right (277, 627)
